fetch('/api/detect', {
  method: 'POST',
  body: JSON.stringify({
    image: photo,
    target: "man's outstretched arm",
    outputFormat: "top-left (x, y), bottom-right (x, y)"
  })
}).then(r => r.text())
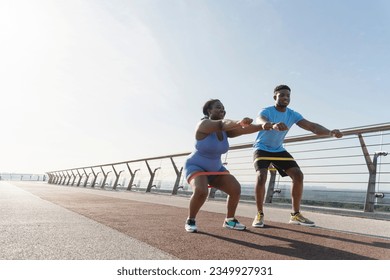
top-left (297, 119), bottom-right (343, 138)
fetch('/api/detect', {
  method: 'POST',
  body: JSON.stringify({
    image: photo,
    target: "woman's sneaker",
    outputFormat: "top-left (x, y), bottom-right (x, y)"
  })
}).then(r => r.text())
top-left (289, 212), bottom-right (315, 227)
top-left (185, 218), bottom-right (197, 232)
top-left (223, 218), bottom-right (246, 231)
top-left (252, 212), bottom-right (265, 228)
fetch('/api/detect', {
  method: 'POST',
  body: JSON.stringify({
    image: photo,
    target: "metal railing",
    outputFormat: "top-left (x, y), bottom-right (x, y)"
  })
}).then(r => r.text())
top-left (46, 123), bottom-right (390, 213)
top-left (0, 173), bottom-right (47, 182)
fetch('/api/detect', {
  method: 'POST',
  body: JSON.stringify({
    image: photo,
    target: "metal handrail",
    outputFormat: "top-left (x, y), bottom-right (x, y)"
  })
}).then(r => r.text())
top-left (46, 122), bottom-right (390, 213)
top-left (47, 123), bottom-right (390, 172)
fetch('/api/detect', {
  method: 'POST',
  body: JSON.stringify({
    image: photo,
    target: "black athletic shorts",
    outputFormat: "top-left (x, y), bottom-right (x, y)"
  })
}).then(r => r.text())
top-left (253, 149), bottom-right (299, 177)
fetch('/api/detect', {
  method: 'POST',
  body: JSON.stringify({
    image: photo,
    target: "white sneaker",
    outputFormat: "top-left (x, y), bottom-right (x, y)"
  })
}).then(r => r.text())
top-left (289, 212), bottom-right (315, 227)
top-left (185, 218), bottom-right (197, 232)
top-left (252, 212), bottom-right (265, 228)
top-left (223, 218), bottom-right (246, 231)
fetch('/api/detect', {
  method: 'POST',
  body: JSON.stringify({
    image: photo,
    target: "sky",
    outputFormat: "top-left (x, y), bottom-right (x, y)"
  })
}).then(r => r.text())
top-left (0, 0), bottom-right (389, 174)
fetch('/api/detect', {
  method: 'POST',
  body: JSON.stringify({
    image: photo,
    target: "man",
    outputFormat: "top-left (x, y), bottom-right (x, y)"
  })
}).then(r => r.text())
top-left (252, 85), bottom-right (343, 227)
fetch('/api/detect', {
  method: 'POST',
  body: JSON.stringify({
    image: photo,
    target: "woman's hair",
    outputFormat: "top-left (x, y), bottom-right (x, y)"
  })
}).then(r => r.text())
top-left (202, 99), bottom-right (221, 119)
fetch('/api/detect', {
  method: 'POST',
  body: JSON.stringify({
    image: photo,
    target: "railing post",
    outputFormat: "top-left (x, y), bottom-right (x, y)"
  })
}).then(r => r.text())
top-left (81, 174), bottom-right (86, 187)
top-left (61, 171), bottom-right (67, 185)
top-left (66, 170), bottom-right (72, 185)
top-left (365, 154), bottom-right (378, 212)
top-left (67, 171), bottom-right (71, 185)
top-left (126, 163), bottom-right (140, 191)
top-left (365, 151), bottom-right (388, 212)
top-left (57, 172), bottom-right (62, 185)
top-left (54, 173), bottom-right (60, 184)
top-left (90, 168), bottom-right (98, 188)
top-left (63, 171), bottom-right (69, 185)
top-left (358, 133), bottom-right (375, 212)
top-left (112, 165), bottom-right (124, 190)
top-left (76, 169), bottom-right (82, 186)
top-left (170, 157), bottom-right (183, 195)
top-left (84, 172), bottom-right (91, 188)
top-left (83, 169), bottom-right (91, 187)
top-left (47, 173), bottom-right (53, 184)
top-left (358, 133), bottom-right (388, 212)
top-left (71, 170), bottom-right (77, 186)
top-left (265, 166), bottom-right (277, 203)
top-left (100, 167), bottom-right (112, 189)
top-left (208, 187), bottom-right (217, 199)
top-left (145, 161), bottom-right (160, 192)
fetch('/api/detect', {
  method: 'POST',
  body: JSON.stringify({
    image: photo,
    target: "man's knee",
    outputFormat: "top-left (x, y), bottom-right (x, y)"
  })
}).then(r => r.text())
top-left (256, 169), bottom-right (268, 184)
top-left (288, 167), bottom-right (304, 182)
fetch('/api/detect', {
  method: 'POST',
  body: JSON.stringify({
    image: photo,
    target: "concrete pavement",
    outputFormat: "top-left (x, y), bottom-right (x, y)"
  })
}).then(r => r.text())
top-left (0, 181), bottom-right (176, 260)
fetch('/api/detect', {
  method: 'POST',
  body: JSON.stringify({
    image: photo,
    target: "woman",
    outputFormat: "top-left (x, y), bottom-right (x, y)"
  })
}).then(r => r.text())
top-left (184, 99), bottom-right (265, 232)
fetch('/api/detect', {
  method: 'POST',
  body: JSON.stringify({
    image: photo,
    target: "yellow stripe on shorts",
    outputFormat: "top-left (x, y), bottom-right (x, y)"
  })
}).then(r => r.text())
top-left (253, 156), bottom-right (294, 163)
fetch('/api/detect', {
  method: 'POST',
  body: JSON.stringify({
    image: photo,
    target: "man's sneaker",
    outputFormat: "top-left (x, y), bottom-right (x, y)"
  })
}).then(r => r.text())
top-left (185, 218), bottom-right (197, 232)
top-left (252, 212), bottom-right (265, 228)
top-left (223, 218), bottom-right (246, 231)
top-left (289, 212), bottom-right (315, 227)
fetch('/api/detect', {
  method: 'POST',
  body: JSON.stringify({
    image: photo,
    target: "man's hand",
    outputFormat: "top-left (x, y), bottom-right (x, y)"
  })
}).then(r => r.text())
top-left (330, 129), bottom-right (343, 138)
top-left (273, 122), bottom-right (288, 131)
top-left (263, 122), bottom-right (274, 130)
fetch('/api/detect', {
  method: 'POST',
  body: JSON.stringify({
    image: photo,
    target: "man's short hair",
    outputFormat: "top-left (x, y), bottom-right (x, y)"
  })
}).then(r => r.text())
top-left (274, 85), bottom-right (291, 93)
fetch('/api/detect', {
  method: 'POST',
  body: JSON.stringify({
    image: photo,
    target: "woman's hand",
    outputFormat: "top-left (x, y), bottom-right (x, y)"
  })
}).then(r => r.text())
top-left (239, 117), bottom-right (253, 127)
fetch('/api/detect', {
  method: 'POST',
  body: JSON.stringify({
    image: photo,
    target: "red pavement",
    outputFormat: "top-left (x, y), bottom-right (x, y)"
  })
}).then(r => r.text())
top-left (15, 183), bottom-right (390, 260)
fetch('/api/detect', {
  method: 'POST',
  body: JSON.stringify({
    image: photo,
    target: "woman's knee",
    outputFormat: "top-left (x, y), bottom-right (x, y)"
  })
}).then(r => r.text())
top-left (216, 178), bottom-right (241, 197)
top-left (232, 184), bottom-right (241, 197)
top-left (227, 181), bottom-right (241, 197)
top-left (192, 186), bottom-right (209, 199)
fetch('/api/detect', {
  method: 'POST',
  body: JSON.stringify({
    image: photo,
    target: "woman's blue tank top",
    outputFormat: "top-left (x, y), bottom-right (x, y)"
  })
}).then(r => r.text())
top-left (184, 131), bottom-right (229, 177)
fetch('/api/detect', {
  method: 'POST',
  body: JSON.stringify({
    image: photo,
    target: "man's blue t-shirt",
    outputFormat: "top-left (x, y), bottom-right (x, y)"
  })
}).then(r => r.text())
top-left (253, 106), bottom-right (304, 152)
